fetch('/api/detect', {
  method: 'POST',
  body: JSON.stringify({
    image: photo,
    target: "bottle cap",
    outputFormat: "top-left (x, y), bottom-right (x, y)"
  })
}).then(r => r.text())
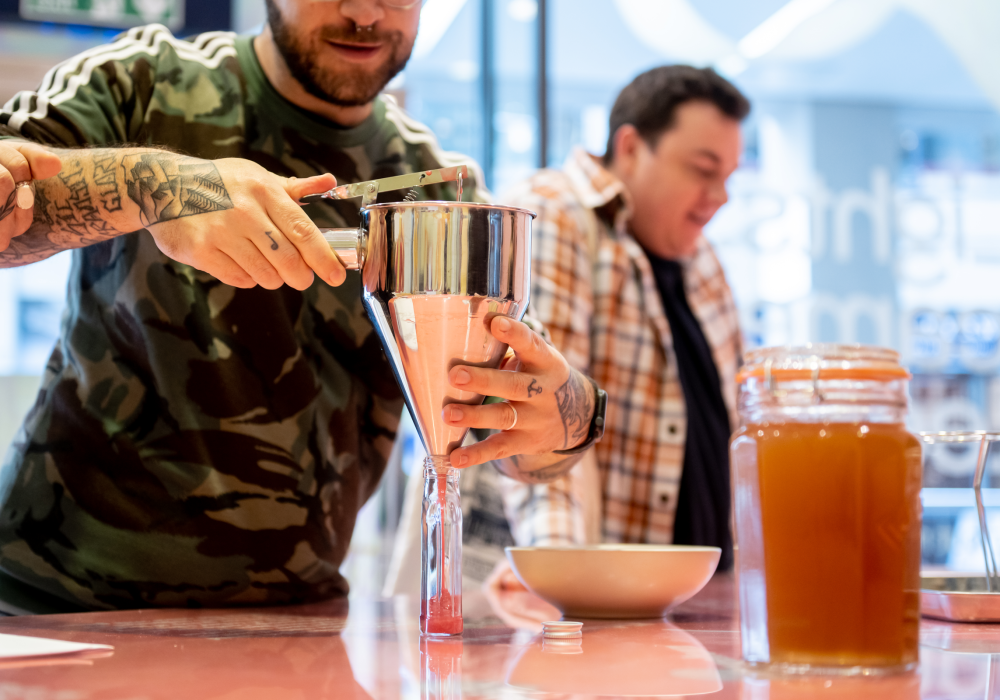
top-left (541, 620), bottom-right (583, 639)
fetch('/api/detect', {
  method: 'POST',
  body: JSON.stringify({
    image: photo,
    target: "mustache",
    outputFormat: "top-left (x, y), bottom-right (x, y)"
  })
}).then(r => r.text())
top-left (319, 25), bottom-right (402, 45)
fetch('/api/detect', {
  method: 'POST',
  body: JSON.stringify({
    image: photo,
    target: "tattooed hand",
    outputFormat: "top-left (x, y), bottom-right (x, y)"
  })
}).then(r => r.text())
top-left (122, 153), bottom-right (234, 227)
top-left (1, 144), bottom-right (347, 290)
top-left (146, 156), bottom-right (345, 289)
top-left (443, 316), bottom-right (598, 483)
top-left (0, 140), bottom-right (61, 252)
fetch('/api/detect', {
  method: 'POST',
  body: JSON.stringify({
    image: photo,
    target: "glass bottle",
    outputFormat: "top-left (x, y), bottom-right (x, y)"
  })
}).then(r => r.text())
top-left (420, 457), bottom-right (463, 636)
top-left (730, 344), bottom-right (921, 675)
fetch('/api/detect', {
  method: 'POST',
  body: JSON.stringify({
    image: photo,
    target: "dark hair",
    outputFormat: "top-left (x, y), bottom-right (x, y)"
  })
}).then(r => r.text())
top-left (604, 65), bottom-right (750, 164)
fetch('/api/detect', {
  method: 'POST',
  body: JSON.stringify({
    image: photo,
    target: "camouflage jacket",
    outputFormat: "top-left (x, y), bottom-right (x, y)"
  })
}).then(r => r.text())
top-left (0, 25), bottom-right (478, 612)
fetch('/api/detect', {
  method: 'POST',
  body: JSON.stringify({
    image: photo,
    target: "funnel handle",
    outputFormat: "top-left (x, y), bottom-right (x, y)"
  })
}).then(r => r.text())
top-left (320, 227), bottom-right (363, 270)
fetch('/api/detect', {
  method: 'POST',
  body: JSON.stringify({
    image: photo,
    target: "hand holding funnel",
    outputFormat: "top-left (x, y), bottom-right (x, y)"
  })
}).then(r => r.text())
top-left (313, 166), bottom-right (534, 636)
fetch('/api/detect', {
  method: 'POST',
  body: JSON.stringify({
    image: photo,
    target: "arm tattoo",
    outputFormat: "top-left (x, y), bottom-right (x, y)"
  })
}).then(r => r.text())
top-left (526, 378), bottom-right (543, 398)
top-left (1, 147), bottom-right (233, 268)
top-left (554, 370), bottom-right (595, 449)
top-left (0, 188), bottom-right (15, 222)
top-left (502, 454), bottom-right (580, 485)
top-left (93, 150), bottom-right (123, 212)
top-left (122, 153), bottom-right (232, 226)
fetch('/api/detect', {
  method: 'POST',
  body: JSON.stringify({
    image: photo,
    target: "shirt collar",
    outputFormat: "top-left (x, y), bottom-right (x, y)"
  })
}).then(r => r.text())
top-left (563, 147), bottom-right (708, 267)
top-left (562, 148), bottom-right (634, 237)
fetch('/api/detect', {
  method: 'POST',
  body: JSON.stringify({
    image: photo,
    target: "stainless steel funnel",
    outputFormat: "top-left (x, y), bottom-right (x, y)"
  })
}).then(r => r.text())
top-left (317, 169), bottom-right (534, 456)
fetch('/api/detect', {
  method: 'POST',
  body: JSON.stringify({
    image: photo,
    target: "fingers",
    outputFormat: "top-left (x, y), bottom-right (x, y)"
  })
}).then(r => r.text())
top-left (246, 224), bottom-right (315, 291)
top-left (0, 143), bottom-right (36, 251)
top-left (146, 158), bottom-right (344, 290)
top-left (450, 430), bottom-right (521, 468)
top-left (443, 401), bottom-right (519, 431)
top-left (265, 185), bottom-right (347, 287)
top-left (449, 363), bottom-right (549, 402)
top-left (483, 559), bottom-right (528, 595)
top-left (0, 142), bottom-right (31, 186)
top-left (490, 316), bottom-right (551, 367)
top-left (4, 195), bottom-right (36, 250)
top-left (282, 173), bottom-right (336, 201)
top-left (497, 567), bottom-right (528, 592)
top-left (218, 237), bottom-right (284, 290)
top-left (201, 249), bottom-right (255, 288)
top-left (499, 346), bottom-right (521, 372)
top-left (12, 141), bottom-right (61, 180)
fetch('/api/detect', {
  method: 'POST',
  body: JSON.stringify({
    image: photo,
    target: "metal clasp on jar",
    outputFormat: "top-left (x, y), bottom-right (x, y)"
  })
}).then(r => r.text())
top-left (764, 355), bottom-right (827, 403)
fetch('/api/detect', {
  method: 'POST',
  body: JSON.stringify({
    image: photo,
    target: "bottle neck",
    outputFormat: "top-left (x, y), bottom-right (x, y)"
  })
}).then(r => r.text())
top-left (423, 456), bottom-right (458, 481)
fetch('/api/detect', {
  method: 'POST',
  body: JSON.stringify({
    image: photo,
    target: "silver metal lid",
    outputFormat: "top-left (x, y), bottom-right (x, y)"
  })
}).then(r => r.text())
top-left (542, 621), bottom-right (583, 639)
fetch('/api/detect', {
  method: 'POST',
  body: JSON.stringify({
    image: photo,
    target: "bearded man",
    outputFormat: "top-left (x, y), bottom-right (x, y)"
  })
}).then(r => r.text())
top-left (0, 0), bottom-right (599, 614)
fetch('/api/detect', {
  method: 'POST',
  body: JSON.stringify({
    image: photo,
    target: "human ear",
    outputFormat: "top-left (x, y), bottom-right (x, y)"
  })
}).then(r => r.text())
top-left (611, 125), bottom-right (642, 179)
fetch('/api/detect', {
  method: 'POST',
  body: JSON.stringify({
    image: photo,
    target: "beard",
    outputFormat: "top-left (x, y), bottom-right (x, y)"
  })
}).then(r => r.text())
top-left (265, 0), bottom-right (412, 108)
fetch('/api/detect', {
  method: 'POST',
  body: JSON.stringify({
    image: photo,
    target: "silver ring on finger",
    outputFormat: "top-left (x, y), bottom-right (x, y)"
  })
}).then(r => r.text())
top-left (14, 181), bottom-right (35, 210)
top-left (506, 403), bottom-right (518, 431)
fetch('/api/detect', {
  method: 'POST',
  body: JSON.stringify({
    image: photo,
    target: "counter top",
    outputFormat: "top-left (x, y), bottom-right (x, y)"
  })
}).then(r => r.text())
top-left (0, 573), bottom-right (996, 699)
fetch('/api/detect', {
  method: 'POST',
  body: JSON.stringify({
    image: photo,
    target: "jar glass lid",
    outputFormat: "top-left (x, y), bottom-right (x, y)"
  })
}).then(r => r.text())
top-left (738, 343), bottom-right (910, 384)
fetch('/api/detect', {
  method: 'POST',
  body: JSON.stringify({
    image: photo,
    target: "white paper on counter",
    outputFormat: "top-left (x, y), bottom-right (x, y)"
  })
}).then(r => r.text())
top-left (0, 632), bottom-right (113, 659)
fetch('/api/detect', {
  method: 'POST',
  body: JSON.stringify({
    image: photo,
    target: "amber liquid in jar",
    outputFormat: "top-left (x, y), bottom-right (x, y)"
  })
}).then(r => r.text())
top-left (735, 421), bottom-right (922, 669)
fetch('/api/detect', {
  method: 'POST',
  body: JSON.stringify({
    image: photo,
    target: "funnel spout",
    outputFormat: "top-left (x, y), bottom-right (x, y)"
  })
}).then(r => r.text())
top-left (321, 228), bottom-right (363, 270)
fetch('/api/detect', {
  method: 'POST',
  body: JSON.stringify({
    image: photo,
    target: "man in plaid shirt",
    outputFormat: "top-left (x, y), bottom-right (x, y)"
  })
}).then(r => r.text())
top-left (495, 66), bottom-right (749, 579)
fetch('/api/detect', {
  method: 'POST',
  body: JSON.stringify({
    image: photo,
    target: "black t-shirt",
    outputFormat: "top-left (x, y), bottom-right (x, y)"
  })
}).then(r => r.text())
top-left (645, 252), bottom-right (733, 571)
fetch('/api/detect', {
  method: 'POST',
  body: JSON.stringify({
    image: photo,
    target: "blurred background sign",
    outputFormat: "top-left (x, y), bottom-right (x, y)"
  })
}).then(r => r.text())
top-left (19, 0), bottom-right (183, 29)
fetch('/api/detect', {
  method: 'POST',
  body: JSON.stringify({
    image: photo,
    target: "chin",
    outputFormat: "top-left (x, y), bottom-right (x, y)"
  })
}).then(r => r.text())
top-left (671, 228), bottom-right (703, 258)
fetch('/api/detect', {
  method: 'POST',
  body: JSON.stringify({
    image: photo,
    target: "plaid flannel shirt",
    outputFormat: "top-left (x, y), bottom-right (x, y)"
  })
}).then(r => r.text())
top-left (498, 148), bottom-right (743, 546)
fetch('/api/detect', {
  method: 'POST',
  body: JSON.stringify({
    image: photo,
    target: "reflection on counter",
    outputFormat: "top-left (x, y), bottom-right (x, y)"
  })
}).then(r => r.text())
top-left (739, 674), bottom-right (920, 699)
top-left (421, 637), bottom-right (462, 700)
top-left (505, 621), bottom-right (722, 697)
top-left (5, 577), bottom-right (1000, 698)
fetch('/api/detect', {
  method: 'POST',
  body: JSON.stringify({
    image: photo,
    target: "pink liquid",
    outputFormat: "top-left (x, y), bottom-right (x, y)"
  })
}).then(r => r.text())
top-left (421, 590), bottom-right (463, 635)
top-left (422, 467), bottom-right (462, 635)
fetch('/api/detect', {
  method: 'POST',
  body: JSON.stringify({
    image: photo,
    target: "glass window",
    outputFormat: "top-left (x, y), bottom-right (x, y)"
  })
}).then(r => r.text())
top-left (403, 0), bottom-right (485, 169)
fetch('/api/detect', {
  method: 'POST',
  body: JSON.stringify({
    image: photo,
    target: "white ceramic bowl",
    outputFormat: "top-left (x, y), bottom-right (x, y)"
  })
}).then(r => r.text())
top-left (505, 544), bottom-right (721, 619)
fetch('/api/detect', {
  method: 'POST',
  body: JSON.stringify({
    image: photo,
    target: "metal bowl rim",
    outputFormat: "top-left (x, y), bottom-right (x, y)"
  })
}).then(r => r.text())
top-left (363, 200), bottom-right (537, 218)
top-left (918, 430), bottom-right (1000, 443)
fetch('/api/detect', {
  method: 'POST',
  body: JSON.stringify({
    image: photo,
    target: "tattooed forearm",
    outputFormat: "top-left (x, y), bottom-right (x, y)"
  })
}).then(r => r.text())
top-left (497, 453), bottom-right (582, 484)
top-left (2, 150), bottom-right (121, 266)
top-left (0, 146), bottom-right (233, 268)
top-left (554, 370), bottom-right (595, 450)
top-left (93, 150), bottom-right (123, 212)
